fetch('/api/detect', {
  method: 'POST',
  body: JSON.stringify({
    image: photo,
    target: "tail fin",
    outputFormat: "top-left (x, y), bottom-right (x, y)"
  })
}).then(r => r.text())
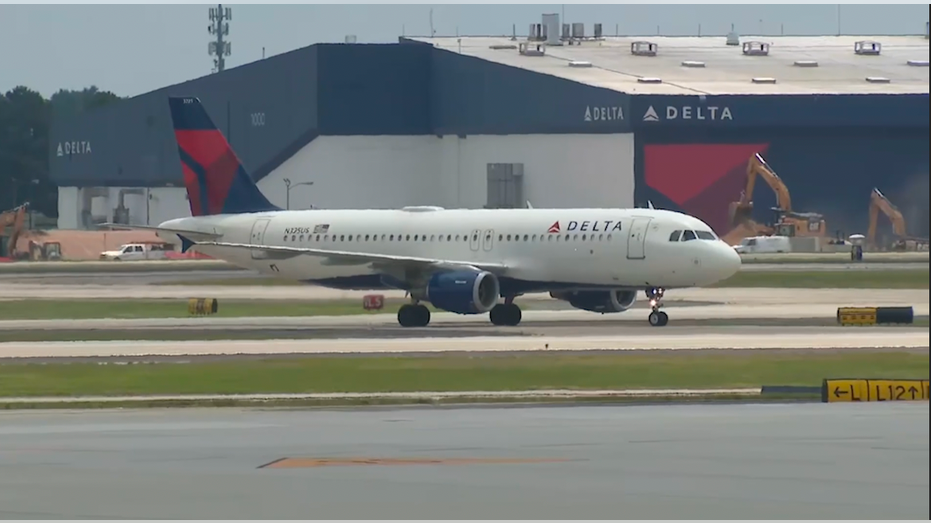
top-left (168, 97), bottom-right (280, 216)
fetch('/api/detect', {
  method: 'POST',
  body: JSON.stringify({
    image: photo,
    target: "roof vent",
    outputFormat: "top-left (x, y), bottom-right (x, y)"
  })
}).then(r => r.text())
top-left (561, 23), bottom-right (571, 40)
top-left (742, 41), bottom-right (770, 56)
top-left (568, 60), bottom-right (592, 68)
top-left (751, 77), bottom-right (777, 84)
top-left (854, 40), bottom-right (882, 55)
top-left (794, 60), bottom-right (819, 67)
top-left (401, 206), bottom-right (445, 212)
top-left (518, 42), bottom-right (546, 57)
top-left (490, 44), bottom-right (517, 50)
top-left (542, 13), bottom-right (561, 46)
top-left (631, 41), bottom-right (658, 57)
top-left (637, 77), bottom-right (663, 84)
top-left (529, 23), bottom-right (545, 42)
top-left (594, 23), bottom-right (603, 39)
top-left (681, 60), bottom-right (706, 68)
top-left (907, 59), bottom-right (929, 67)
top-left (571, 22), bottom-right (585, 39)
top-left (865, 76), bottom-right (891, 83)
top-left (725, 23), bottom-right (740, 45)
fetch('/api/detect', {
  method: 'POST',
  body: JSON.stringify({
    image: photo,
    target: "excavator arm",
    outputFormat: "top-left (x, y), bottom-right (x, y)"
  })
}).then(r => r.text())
top-left (0, 203), bottom-right (29, 258)
top-left (726, 153), bottom-right (826, 243)
top-left (728, 153), bottom-right (794, 233)
top-left (867, 188), bottom-right (907, 249)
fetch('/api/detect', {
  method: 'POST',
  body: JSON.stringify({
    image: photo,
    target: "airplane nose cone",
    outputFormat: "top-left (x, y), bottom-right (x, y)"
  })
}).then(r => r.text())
top-left (720, 243), bottom-right (742, 277)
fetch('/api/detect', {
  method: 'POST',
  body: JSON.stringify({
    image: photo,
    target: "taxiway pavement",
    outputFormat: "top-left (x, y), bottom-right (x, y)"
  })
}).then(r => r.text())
top-left (2, 327), bottom-right (927, 359)
top-left (0, 402), bottom-right (926, 519)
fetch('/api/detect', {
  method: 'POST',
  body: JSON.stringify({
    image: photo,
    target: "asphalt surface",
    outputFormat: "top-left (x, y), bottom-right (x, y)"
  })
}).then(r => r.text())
top-left (0, 402), bottom-right (927, 519)
top-left (2, 327), bottom-right (927, 359)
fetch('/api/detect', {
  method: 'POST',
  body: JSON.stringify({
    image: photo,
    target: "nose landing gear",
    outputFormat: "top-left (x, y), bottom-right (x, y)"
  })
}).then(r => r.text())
top-left (645, 287), bottom-right (668, 327)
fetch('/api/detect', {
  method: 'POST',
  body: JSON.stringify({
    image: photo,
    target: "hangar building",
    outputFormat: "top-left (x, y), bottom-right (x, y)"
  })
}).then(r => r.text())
top-left (50, 14), bottom-right (930, 241)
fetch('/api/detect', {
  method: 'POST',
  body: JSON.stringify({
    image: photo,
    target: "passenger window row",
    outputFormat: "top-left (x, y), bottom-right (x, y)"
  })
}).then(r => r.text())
top-left (668, 229), bottom-right (717, 242)
top-left (282, 232), bottom-right (615, 243)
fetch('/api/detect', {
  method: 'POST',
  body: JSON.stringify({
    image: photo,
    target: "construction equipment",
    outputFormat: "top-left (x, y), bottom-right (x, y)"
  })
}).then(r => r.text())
top-left (727, 153), bottom-right (828, 239)
top-left (867, 188), bottom-right (929, 251)
top-left (0, 202), bottom-right (29, 259)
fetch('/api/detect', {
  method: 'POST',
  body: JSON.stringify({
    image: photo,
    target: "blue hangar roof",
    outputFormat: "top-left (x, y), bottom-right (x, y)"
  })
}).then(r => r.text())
top-left (50, 35), bottom-right (929, 187)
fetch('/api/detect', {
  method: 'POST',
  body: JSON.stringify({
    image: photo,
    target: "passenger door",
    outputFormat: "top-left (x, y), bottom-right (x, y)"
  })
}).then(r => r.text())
top-left (250, 219), bottom-right (271, 259)
top-left (626, 217), bottom-right (652, 260)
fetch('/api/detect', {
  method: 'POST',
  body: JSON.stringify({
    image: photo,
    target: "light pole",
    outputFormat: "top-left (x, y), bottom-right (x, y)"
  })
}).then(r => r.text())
top-left (283, 178), bottom-right (314, 210)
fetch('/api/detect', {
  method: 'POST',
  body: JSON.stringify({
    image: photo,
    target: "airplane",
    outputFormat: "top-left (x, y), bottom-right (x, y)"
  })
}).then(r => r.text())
top-left (105, 96), bottom-right (742, 328)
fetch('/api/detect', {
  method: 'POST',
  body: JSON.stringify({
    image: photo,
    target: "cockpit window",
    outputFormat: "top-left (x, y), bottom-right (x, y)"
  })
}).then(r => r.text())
top-left (669, 230), bottom-right (682, 242)
top-left (695, 230), bottom-right (716, 240)
top-left (682, 230), bottom-right (697, 241)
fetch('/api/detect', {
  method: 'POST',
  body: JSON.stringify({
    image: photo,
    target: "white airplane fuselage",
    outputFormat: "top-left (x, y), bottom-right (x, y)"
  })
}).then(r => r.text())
top-left (157, 206), bottom-right (741, 294)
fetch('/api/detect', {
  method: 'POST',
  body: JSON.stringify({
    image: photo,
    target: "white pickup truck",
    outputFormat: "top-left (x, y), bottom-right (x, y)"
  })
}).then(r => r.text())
top-left (732, 235), bottom-right (791, 254)
top-left (99, 242), bottom-right (174, 261)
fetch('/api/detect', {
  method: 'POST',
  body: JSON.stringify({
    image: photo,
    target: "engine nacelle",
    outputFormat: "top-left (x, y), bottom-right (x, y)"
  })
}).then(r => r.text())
top-left (550, 289), bottom-right (637, 313)
top-left (426, 270), bottom-right (500, 315)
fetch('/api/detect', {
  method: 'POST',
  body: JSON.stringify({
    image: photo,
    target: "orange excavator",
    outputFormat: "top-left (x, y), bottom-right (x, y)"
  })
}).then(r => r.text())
top-left (0, 202), bottom-right (29, 259)
top-left (726, 153), bottom-right (828, 243)
top-left (867, 188), bottom-right (928, 251)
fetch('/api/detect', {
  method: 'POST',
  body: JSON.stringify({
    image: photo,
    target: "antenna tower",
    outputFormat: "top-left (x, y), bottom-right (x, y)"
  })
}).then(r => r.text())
top-left (208, 4), bottom-right (232, 73)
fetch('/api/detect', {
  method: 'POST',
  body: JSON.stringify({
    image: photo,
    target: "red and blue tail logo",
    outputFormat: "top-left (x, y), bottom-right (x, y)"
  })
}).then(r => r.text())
top-left (167, 97), bottom-right (280, 217)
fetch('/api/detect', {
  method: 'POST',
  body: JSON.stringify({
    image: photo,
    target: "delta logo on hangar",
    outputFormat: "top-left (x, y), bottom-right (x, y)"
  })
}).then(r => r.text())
top-left (642, 105), bottom-right (733, 122)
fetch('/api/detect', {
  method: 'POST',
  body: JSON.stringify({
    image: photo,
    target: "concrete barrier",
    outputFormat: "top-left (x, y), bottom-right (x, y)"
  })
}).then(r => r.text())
top-left (836, 306), bottom-right (914, 326)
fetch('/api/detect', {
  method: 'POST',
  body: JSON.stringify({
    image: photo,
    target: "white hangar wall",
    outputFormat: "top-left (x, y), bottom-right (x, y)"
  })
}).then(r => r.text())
top-left (56, 133), bottom-right (635, 228)
top-left (261, 133), bottom-right (635, 211)
top-left (57, 186), bottom-right (191, 230)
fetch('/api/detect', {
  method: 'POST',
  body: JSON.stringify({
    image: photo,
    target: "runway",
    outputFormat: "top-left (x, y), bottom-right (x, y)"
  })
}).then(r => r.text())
top-left (2, 326), bottom-right (927, 359)
top-left (0, 403), bottom-right (926, 519)
top-left (2, 287), bottom-right (927, 358)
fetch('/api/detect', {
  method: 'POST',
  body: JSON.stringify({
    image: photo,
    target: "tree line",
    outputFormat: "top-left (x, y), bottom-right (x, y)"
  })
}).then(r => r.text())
top-left (1, 86), bottom-right (122, 217)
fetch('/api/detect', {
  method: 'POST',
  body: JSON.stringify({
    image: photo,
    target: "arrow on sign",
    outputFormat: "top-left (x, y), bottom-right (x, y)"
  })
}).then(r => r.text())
top-left (908, 386), bottom-right (919, 400)
top-left (834, 388), bottom-right (848, 398)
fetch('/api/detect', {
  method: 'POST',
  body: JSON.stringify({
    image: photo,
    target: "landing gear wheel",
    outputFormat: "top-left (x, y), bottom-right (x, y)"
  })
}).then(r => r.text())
top-left (648, 310), bottom-right (669, 327)
top-left (490, 303), bottom-right (522, 326)
top-left (398, 303), bottom-right (431, 327)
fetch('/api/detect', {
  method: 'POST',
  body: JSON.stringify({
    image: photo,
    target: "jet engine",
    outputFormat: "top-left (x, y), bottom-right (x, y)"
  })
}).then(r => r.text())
top-left (550, 289), bottom-right (637, 313)
top-left (426, 270), bottom-right (500, 315)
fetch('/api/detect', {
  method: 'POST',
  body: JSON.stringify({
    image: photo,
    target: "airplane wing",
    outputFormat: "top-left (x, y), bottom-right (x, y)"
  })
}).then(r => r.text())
top-left (195, 240), bottom-right (510, 275)
top-left (98, 223), bottom-right (222, 242)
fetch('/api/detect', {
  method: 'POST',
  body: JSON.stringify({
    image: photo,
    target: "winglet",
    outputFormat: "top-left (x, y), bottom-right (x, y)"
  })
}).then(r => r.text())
top-left (647, 200), bottom-right (655, 210)
top-left (526, 200), bottom-right (533, 209)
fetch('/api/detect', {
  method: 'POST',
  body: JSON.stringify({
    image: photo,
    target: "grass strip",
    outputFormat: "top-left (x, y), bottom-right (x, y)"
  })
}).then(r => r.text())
top-left (0, 299), bottom-right (443, 321)
top-left (710, 269), bottom-right (928, 289)
top-left (0, 351), bottom-right (926, 398)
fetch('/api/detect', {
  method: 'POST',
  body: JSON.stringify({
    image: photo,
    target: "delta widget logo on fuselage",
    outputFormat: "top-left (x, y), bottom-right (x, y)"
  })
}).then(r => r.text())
top-left (547, 221), bottom-right (623, 234)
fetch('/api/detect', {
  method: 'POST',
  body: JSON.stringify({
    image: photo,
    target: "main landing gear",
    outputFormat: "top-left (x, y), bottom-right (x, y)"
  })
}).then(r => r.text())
top-left (646, 287), bottom-right (669, 327)
top-left (489, 299), bottom-right (522, 326)
top-left (397, 302), bottom-right (431, 327)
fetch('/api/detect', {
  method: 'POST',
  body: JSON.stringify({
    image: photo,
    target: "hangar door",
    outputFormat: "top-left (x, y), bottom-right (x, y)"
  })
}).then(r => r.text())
top-left (486, 163), bottom-right (524, 209)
